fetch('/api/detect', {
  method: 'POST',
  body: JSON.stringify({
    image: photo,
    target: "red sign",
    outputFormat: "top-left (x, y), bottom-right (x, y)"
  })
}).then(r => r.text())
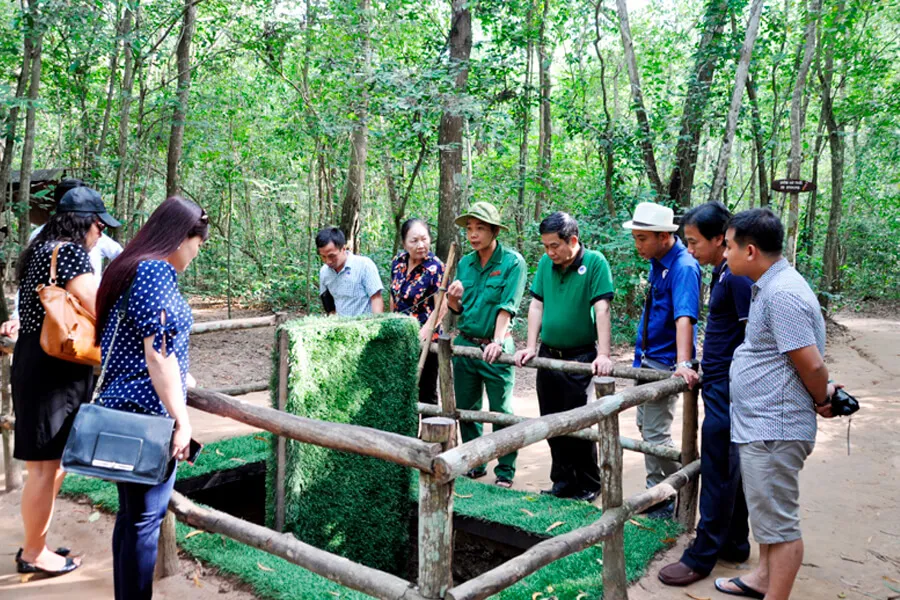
top-left (771, 179), bottom-right (816, 193)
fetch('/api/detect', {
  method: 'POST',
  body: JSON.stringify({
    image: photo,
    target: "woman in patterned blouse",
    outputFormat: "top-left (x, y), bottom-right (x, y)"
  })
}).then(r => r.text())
top-left (390, 219), bottom-right (445, 404)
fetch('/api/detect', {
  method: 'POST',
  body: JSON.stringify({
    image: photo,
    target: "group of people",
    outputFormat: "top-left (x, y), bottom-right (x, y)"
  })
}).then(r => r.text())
top-left (3, 179), bottom-right (207, 599)
top-left (320, 199), bottom-right (839, 600)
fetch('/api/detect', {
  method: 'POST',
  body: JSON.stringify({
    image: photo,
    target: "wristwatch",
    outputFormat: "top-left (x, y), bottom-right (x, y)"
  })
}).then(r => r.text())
top-left (676, 360), bottom-right (694, 370)
top-left (491, 338), bottom-right (504, 346)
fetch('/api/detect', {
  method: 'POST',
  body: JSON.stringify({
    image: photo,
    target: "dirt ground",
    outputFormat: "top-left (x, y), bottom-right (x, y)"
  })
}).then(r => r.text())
top-left (0, 305), bottom-right (897, 599)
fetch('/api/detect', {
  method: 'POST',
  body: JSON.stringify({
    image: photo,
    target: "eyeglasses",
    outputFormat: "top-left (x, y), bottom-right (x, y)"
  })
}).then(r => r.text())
top-left (199, 209), bottom-right (209, 224)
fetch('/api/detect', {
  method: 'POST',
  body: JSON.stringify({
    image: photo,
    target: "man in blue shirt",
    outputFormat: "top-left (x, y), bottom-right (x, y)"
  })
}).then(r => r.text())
top-left (623, 202), bottom-right (701, 518)
top-left (659, 202), bottom-right (752, 586)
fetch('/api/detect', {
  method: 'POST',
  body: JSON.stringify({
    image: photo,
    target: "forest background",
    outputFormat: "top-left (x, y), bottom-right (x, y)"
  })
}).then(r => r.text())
top-left (0, 0), bottom-right (897, 343)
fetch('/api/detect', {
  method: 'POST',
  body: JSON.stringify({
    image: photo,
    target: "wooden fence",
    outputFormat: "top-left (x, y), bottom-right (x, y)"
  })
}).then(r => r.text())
top-left (0, 315), bottom-right (700, 600)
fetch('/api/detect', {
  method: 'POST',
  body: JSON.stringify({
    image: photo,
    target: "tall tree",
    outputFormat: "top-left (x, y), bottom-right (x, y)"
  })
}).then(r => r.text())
top-left (17, 0), bottom-right (43, 247)
top-left (113, 2), bottom-right (137, 225)
top-left (514, 0), bottom-right (536, 247)
top-left (436, 0), bottom-right (472, 261)
top-left (745, 73), bottom-right (769, 206)
top-left (165, 0), bottom-right (197, 198)
top-left (535, 0), bottom-right (552, 220)
top-left (339, 0), bottom-right (371, 253)
top-left (0, 30), bottom-right (32, 215)
top-left (593, 0), bottom-right (616, 217)
top-left (93, 0), bottom-right (126, 164)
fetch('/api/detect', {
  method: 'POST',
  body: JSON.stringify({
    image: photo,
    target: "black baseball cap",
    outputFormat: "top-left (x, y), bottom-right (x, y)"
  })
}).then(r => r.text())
top-left (57, 187), bottom-right (121, 228)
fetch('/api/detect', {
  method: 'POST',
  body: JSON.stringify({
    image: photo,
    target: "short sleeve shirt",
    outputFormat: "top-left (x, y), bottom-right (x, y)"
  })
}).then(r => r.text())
top-left (730, 259), bottom-right (826, 443)
top-left (633, 237), bottom-right (701, 367)
top-left (390, 252), bottom-right (445, 327)
top-left (456, 242), bottom-right (527, 340)
top-left (319, 253), bottom-right (384, 317)
top-left (530, 247), bottom-right (614, 349)
top-left (18, 241), bottom-right (94, 335)
top-left (701, 260), bottom-right (753, 378)
top-left (98, 260), bottom-right (193, 417)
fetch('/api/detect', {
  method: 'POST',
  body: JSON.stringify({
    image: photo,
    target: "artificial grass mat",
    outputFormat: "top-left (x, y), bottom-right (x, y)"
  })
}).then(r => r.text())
top-left (61, 433), bottom-right (681, 600)
top-left (267, 315), bottom-right (421, 576)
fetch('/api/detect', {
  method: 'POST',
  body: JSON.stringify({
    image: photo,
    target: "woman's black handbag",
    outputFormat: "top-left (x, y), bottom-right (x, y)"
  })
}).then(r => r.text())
top-left (62, 285), bottom-right (175, 485)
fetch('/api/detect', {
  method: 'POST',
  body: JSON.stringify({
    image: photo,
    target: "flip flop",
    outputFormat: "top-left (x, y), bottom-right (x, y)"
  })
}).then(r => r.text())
top-left (714, 577), bottom-right (765, 599)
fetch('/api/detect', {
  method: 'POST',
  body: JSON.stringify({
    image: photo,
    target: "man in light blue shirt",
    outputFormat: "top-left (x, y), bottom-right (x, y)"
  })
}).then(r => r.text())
top-left (316, 227), bottom-right (384, 317)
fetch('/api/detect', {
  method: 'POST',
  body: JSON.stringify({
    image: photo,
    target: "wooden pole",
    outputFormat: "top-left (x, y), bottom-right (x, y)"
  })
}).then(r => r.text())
top-left (418, 242), bottom-right (458, 378)
top-left (168, 491), bottom-right (427, 600)
top-left (185, 387), bottom-right (440, 473)
top-left (430, 343), bottom-right (670, 381)
top-left (445, 460), bottom-right (701, 600)
top-left (209, 381), bottom-right (269, 396)
top-left (418, 417), bottom-right (456, 599)
top-left (432, 378), bottom-right (687, 484)
top-left (190, 315), bottom-right (277, 335)
top-left (274, 329), bottom-right (289, 532)
top-left (154, 510), bottom-right (179, 580)
top-left (416, 404), bottom-right (681, 462)
top-left (676, 386), bottom-right (700, 529)
top-left (436, 335), bottom-right (458, 444)
top-left (593, 377), bottom-right (626, 600)
top-left (1, 355), bottom-right (21, 491)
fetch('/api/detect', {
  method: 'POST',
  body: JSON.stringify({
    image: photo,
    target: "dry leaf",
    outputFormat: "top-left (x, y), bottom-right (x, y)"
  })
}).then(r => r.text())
top-left (254, 435), bottom-right (268, 442)
top-left (88, 511), bottom-right (101, 523)
top-left (837, 593), bottom-right (846, 599)
top-left (575, 593), bottom-right (588, 600)
top-left (193, 574), bottom-right (202, 588)
top-left (545, 521), bottom-right (564, 533)
top-left (257, 562), bottom-right (274, 572)
top-left (662, 537), bottom-right (677, 544)
top-left (230, 457), bottom-right (247, 463)
top-left (328, 592), bottom-right (340, 597)
top-left (546, 586), bottom-right (554, 593)
top-left (531, 593), bottom-right (543, 600)
top-left (628, 519), bottom-right (654, 531)
top-left (185, 530), bottom-right (205, 540)
top-left (215, 449), bottom-right (225, 456)
top-left (520, 509), bottom-right (535, 517)
top-left (596, 559), bottom-right (603, 566)
top-left (523, 495), bottom-right (538, 502)
top-left (685, 594), bottom-right (711, 600)
top-left (884, 576), bottom-right (900, 585)
top-left (454, 492), bottom-right (473, 499)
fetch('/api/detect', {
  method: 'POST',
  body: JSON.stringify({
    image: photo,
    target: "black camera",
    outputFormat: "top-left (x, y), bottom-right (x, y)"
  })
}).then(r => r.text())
top-left (830, 388), bottom-right (860, 417)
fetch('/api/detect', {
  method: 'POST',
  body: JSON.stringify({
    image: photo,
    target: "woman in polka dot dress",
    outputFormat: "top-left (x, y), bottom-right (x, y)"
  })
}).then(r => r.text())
top-left (1, 186), bottom-right (121, 577)
top-left (93, 196), bottom-right (208, 600)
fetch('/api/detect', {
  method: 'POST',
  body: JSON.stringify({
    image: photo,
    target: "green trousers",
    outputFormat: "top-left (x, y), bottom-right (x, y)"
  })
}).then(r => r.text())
top-left (452, 337), bottom-right (517, 480)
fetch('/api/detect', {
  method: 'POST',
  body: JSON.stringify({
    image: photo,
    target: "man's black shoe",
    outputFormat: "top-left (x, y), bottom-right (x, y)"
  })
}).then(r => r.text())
top-left (540, 481), bottom-right (573, 497)
top-left (570, 488), bottom-right (601, 502)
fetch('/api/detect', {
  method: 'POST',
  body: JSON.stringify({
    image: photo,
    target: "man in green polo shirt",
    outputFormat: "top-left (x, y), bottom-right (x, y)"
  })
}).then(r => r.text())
top-left (446, 201), bottom-right (527, 488)
top-left (514, 212), bottom-right (614, 501)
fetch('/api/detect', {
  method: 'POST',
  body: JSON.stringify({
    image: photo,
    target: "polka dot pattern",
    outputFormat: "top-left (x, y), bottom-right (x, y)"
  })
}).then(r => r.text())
top-left (97, 260), bottom-right (193, 417)
top-left (19, 241), bottom-right (94, 335)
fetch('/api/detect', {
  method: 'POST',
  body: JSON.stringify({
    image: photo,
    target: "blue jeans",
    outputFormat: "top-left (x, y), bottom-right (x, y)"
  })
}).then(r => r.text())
top-left (681, 375), bottom-right (750, 575)
top-left (113, 463), bottom-right (178, 600)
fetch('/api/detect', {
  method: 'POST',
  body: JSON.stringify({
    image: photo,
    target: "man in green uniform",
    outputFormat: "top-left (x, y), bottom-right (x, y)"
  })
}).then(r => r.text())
top-left (446, 201), bottom-right (527, 488)
top-left (514, 212), bottom-right (615, 501)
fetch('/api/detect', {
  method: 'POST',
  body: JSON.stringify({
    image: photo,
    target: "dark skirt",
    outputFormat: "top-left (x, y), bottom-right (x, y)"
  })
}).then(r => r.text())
top-left (12, 331), bottom-right (95, 461)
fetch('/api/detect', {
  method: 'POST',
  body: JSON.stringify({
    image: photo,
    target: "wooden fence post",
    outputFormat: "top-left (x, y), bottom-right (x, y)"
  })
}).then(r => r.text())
top-left (418, 417), bottom-right (456, 599)
top-left (436, 335), bottom-right (457, 448)
top-left (2, 355), bottom-right (21, 491)
top-left (594, 377), bottom-right (626, 600)
top-left (274, 327), bottom-right (290, 532)
top-left (676, 386), bottom-right (700, 529)
top-left (154, 510), bottom-right (180, 579)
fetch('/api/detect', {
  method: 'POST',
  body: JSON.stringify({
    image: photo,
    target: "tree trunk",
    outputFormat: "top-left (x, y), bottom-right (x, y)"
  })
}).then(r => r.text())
top-left (708, 0), bottom-right (765, 204)
top-left (515, 0), bottom-right (535, 249)
top-left (593, 1), bottom-right (616, 217)
top-left (667, 0), bottom-right (730, 207)
top-left (94, 1), bottom-right (125, 164)
top-left (165, 0), bottom-right (197, 198)
top-left (113, 3), bottom-right (136, 227)
top-left (614, 0), bottom-right (664, 199)
top-left (745, 73), bottom-right (769, 206)
top-left (436, 0), bottom-right (472, 261)
top-left (0, 33), bottom-right (32, 216)
top-left (535, 0), bottom-right (552, 221)
top-left (17, 2), bottom-right (42, 248)
top-left (803, 106), bottom-right (826, 260)
top-left (338, 0), bottom-right (371, 253)
top-left (784, 0), bottom-right (821, 265)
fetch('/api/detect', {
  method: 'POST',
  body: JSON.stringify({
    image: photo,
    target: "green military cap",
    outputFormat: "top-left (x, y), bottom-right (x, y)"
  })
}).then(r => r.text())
top-left (454, 201), bottom-right (508, 230)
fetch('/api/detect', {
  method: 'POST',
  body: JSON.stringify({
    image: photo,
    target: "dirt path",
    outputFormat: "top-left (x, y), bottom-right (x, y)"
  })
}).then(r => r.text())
top-left (0, 307), bottom-right (897, 599)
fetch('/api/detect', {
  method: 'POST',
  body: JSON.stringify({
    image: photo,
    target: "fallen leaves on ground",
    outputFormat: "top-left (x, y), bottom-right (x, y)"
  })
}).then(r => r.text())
top-left (453, 492), bottom-right (473, 499)
top-left (184, 530), bottom-right (205, 540)
top-left (628, 519), bottom-right (654, 531)
top-left (254, 435), bottom-right (268, 442)
top-left (520, 508), bottom-right (535, 517)
top-left (545, 521), bottom-right (564, 533)
top-left (257, 562), bottom-right (274, 572)
top-left (88, 511), bottom-right (100, 523)
top-left (685, 594), bottom-right (711, 600)
top-left (215, 449), bottom-right (225, 456)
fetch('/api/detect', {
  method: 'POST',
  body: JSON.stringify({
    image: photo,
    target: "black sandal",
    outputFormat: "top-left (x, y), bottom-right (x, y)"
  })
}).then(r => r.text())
top-left (714, 577), bottom-right (765, 599)
top-left (15, 551), bottom-right (80, 577)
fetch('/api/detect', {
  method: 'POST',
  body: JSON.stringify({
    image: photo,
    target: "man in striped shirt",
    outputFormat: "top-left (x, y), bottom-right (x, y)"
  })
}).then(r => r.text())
top-left (317, 227), bottom-right (384, 317)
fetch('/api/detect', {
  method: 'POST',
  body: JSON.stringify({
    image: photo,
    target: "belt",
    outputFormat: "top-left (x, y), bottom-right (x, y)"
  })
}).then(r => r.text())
top-left (461, 333), bottom-right (511, 347)
top-left (541, 343), bottom-right (597, 360)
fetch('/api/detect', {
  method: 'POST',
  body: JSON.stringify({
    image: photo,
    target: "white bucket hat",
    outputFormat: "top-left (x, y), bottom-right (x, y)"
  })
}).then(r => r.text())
top-left (622, 202), bottom-right (679, 232)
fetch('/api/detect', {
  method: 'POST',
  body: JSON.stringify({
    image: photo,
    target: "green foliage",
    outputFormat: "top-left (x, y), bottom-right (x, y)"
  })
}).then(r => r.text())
top-left (266, 314), bottom-right (420, 575)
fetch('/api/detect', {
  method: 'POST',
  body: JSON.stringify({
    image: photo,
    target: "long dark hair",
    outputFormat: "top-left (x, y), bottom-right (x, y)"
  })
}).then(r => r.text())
top-left (16, 212), bottom-right (95, 283)
top-left (95, 196), bottom-right (209, 343)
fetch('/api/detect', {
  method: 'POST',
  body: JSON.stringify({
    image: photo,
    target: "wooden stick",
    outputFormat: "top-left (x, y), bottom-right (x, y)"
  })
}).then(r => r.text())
top-left (430, 343), bottom-right (671, 382)
top-left (416, 404), bottom-right (682, 462)
top-left (1, 355), bottom-right (21, 491)
top-left (190, 315), bottom-right (277, 335)
top-left (417, 242), bottom-right (458, 378)
top-left (593, 377), bottom-right (626, 600)
top-left (274, 330), bottom-right (289, 532)
top-left (676, 386), bottom-right (700, 530)
top-left (445, 460), bottom-right (701, 600)
top-left (431, 378), bottom-right (687, 484)
top-left (168, 491), bottom-right (427, 600)
top-left (186, 387), bottom-right (440, 473)
top-left (437, 336), bottom-right (458, 437)
top-left (154, 510), bottom-right (179, 580)
top-left (209, 381), bottom-right (269, 396)
top-left (418, 417), bottom-right (456, 599)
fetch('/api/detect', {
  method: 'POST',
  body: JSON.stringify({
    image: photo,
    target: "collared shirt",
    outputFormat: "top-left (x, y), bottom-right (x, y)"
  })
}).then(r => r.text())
top-left (530, 246), bottom-right (615, 349)
top-left (390, 251), bottom-right (445, 327)
top-left (701, 260), bottom-right (753, 379)
top-left (633, 237), bottom-right (701, 367)
top-left (455, 241), bottom-right (527, 341)
top-left (730, 258), bottom-right (826, 443)
top-left (319, 252), bottom-right (384, 317)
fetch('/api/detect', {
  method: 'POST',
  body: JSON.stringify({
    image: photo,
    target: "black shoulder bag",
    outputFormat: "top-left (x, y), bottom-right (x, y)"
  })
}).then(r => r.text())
top-left (62, 283), bottom-right (176, 485)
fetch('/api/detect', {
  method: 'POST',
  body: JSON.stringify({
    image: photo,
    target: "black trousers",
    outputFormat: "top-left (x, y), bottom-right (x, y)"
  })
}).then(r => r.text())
top-left (536, 344), bottom-right (601, 493)
top-left (419, 352), bottom-right (439, 404)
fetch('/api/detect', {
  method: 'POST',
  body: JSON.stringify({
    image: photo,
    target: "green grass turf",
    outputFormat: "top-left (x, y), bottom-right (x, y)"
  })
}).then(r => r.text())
top-left (266, 315), bottom-right (421, 575)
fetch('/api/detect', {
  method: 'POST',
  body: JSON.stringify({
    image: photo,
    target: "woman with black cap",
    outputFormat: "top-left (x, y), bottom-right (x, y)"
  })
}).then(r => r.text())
top-left (0, 186), bottom-right (120, 577)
